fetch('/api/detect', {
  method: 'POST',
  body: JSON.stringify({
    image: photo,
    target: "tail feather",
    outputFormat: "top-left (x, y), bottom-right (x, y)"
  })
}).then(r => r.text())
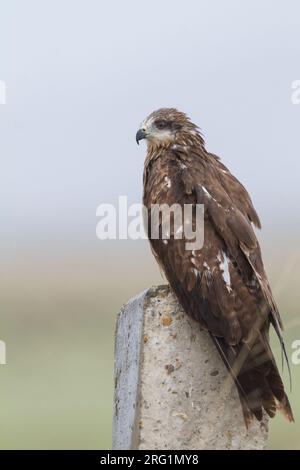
top-left (210, 332), bottom-right (294, 426)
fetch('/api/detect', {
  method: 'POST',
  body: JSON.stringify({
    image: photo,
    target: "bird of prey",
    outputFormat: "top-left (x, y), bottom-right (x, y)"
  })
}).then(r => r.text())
top-left (136, 108), bottom-right (293, 425)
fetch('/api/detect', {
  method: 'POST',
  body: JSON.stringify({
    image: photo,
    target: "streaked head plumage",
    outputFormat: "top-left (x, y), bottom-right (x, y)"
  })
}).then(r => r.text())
top-left (136, 108), bottom-right (201, 148)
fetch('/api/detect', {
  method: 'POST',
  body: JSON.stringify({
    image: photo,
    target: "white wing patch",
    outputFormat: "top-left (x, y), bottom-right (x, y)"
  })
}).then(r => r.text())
top-left (164, 176), bottom-right (171, 188)
top-left (202, 186), bottom-right (213, 199)
top-left (202, 186), bottom-right (223, 208)
top-left (217, 251), bottom-right (232, 292)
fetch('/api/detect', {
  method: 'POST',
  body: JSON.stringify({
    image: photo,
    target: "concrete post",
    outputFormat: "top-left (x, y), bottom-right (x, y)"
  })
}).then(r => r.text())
top-left (112, 285), bottom-right (268, 450)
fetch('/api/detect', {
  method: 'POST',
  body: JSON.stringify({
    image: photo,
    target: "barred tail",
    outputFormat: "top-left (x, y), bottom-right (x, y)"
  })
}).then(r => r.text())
top-left (210, 332), bottom-right (294, 426)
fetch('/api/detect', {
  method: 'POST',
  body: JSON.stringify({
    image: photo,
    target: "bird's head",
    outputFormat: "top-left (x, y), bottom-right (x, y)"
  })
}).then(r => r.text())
top-left (136, 108), bottom-right (201, 149)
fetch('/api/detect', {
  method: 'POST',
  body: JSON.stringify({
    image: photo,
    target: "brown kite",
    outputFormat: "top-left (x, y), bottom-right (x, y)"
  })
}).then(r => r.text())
top-left (136, 108), bottom-right (293, 425)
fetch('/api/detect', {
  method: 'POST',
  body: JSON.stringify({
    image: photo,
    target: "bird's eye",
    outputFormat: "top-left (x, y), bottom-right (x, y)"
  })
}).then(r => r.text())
top-left (155, 119), bottom-right (168, 130)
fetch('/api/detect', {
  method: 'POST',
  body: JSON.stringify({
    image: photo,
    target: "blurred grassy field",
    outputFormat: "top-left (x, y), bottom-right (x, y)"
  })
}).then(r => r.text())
top-left (0, 239), bottom-right (299, 449)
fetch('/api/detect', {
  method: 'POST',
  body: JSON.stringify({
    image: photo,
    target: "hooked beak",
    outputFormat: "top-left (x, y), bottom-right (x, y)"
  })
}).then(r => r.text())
top-left (136, 128), bottom-right (147, 145)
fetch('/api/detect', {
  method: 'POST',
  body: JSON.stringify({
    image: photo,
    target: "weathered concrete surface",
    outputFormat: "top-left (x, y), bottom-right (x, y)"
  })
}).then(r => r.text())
top-left (112, 285), bottom-right (268, 450)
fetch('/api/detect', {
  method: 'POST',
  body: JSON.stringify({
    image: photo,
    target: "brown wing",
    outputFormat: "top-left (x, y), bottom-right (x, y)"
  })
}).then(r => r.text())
top-left (208, 152), bottom-right (261, 229)
top-left (203, 153), bottom-right (286, 342)
top-left (145, 147), bottom-right (273, 343)
top-left (144, 146), bottom-right (293, 423)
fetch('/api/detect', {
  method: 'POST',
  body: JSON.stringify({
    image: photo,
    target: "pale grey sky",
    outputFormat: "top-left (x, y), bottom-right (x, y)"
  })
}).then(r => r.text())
top-left (0, 0), bottom-right (299, 251)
